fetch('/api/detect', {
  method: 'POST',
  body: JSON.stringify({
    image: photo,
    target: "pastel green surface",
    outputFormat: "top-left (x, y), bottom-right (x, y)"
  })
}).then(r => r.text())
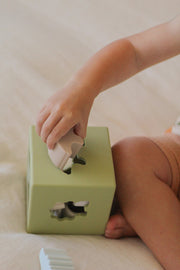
top-left (26, 125), bottom-right (116, 234)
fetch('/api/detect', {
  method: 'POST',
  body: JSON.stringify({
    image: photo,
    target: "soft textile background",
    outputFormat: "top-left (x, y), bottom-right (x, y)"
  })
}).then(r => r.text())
top-left (0, 1), bottom-right (179, 269)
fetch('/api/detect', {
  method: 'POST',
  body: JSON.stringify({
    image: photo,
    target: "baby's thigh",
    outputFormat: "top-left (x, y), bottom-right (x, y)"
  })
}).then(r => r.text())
top-left (112, 136), bottom-right (172, 188)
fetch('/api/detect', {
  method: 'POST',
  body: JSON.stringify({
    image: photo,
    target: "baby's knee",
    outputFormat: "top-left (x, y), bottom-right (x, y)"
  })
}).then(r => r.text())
top-left (112, 136), bottom-right (146, 157)
top-left (112, 136), bottom-right (151, 170)
top-left (111, 136), bottom-right (171, 187)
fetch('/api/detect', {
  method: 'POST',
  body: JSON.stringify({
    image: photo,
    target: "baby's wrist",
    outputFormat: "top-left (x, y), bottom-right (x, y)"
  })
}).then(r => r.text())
top-left (68, 73), bottom-right (100, 102)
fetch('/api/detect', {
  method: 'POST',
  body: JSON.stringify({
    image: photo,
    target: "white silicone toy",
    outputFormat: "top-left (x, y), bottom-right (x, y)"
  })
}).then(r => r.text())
top-left (39, 248), bottom-right (74, 270)
top-left (48, 128), bottom-right (84, 171)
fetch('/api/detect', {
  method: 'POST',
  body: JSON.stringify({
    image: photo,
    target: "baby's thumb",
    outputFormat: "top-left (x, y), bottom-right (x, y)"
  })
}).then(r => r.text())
top-left (74, 122), bottom-right (87, 139)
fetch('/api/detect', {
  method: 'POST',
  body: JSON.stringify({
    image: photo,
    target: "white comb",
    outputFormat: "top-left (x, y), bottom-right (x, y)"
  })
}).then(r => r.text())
top-left (48, 129), bottom-right (84, 171)
top-left (39, 248), bottom-right (75, 270)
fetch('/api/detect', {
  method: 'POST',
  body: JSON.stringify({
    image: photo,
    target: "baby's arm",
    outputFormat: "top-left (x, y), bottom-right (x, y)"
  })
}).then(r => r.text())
top-left (76, 15), bottom-right (180, 92)
top-left (36, 15), bottom-right (180, 149)
top-left (127, 15), bottom-right (180, 70)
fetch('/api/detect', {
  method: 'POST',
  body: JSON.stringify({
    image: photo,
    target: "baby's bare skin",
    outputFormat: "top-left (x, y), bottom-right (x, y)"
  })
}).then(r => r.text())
top-left (106, 136), bottom-right (180, 269)
top-left (36, 16), bottom-right (180, 269)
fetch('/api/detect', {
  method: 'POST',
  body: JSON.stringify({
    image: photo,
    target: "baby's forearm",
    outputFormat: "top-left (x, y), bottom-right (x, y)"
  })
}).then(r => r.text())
top-left (71, 38), bottom-right (139, 98)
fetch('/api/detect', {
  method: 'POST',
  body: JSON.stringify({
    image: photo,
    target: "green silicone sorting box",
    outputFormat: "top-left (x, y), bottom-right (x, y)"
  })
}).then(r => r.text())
top-left (26, 126), bottom-right (116, 234)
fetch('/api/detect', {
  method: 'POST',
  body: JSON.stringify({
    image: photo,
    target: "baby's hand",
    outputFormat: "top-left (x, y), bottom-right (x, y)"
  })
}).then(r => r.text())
top-left (36, 82), bottom-right (94, 149)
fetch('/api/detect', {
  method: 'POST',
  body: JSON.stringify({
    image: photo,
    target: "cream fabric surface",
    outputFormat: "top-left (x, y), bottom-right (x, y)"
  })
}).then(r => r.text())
top-left (0, 1), bottom-right (179, 269)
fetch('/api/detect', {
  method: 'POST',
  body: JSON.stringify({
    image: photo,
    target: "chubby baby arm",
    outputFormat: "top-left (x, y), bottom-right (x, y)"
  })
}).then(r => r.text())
top-left (127, 14), bottom-right (180, 70)
top-left (36, 40), bottom-right (138, 149)
top-left (36, 15), bottom-right (180, 149)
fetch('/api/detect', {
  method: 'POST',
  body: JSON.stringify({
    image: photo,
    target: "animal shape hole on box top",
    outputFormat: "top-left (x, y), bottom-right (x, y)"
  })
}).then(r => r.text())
top-left (26, 126), bottom-right (116, 234)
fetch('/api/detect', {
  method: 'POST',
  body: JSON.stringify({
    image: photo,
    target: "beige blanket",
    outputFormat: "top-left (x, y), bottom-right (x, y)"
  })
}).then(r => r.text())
top-left (0, 0), bottom-right (179, 269)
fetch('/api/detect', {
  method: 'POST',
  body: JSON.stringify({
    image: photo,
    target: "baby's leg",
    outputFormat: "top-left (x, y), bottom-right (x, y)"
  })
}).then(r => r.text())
top-left (105, 136), bottom-right (180, 270)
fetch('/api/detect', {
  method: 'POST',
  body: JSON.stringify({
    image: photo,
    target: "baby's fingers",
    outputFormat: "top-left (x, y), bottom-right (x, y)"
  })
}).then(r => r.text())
top-left (36, 108), bottom-right (50, 136)
top-left (74, 120), bottom-right (88, 139)
top-left (40, 112), bottom-right (62, 143)
top-left (46, 116), bottom-right (76, 149)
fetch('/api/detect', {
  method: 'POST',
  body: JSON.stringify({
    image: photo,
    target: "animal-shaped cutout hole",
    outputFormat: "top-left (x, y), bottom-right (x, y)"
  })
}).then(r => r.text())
top-left (50, 201), bottom-right (89, 220)
top-left (63, 155), bottom-right (86, 175)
